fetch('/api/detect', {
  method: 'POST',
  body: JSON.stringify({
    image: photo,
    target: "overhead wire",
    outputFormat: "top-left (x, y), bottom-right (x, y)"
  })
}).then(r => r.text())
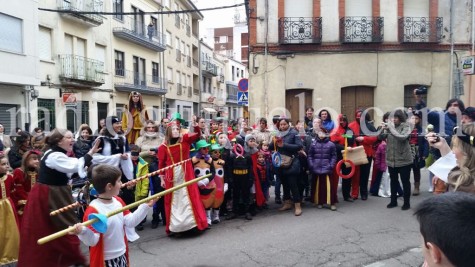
top-left (38, 3), bottom-right (245, 15)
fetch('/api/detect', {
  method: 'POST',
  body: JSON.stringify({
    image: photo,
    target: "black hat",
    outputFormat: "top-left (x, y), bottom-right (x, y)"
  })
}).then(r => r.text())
top-left (107, 116), bottom-right (121, 124)
top-left (462, 107), bottom-right (475, 121)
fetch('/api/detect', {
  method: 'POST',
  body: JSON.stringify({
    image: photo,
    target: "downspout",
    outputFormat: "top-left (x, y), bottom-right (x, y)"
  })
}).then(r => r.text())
top-left (198, 40), bottom-right (202, 115)
top-left (160, 6), bottom-right (166, 118)
top-left (24, 85), bottom-right (31, 132)
top-left (449, 0), bottom-right (454, 99)
top-left (264, 0), bottom-right (269, 118)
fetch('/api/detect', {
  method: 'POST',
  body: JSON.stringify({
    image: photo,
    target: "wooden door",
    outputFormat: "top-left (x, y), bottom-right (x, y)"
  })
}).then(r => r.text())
top-left (285, 89), bottom-right (313, 125)
top-left (341, 86), bottom-right (374, 122)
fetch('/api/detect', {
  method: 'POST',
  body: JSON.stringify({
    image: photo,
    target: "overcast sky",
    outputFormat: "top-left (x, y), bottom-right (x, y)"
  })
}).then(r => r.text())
top-left (194, 0), bottom-right (246, 40)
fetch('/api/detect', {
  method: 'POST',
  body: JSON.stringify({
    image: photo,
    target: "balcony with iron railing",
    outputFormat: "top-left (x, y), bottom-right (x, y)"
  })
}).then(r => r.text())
top-left (114, 69), bottom-right (167, 96)
top-left (57, 0), bottom-right (103, 26)
top-left (226, 92), bottom-right (238, 104)
top-left (193, 88), bottom-right (200, 95)
top-left (398, 17), bottom-right (443, 43)
top-left (175, 14), bottom-right (181, 28)
top-left (202, 60), bottom-right (218, 77)
top-left (278, 17), bottom-right (322, 44)
top-left (59, 54), bottom-right (104, 87)
top-left (188, 86), bottom-right (192, 97)
top-left (340, 16), bottom-right (384, 43)
top-left (176, 49), bottom-right (182, 62)
top-left (176, 83), bottom-right (183, 95)
top-left (113, 16), bottom-right (167, 52)
top-left (192, 58), bottom-right (199, 67)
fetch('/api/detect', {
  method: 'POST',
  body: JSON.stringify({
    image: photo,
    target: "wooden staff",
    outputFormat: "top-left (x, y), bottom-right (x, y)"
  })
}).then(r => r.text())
top-left (121, 158), bottom-right (192, 188)
top-left (50, 202), bottom-right (81, 216)
top-left (38, 173), bottom-right (211, 245)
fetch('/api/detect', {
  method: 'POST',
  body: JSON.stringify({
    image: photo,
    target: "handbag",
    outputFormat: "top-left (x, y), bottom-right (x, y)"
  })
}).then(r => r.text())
top-left (341, 146), bottom-right (369, 167)
top-left (280, 154), bottom-right (294, 168)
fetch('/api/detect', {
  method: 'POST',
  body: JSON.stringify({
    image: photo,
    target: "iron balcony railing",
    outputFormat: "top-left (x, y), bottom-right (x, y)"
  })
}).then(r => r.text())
top-left (202, 60), bottom-right (218, 76)
top-left (226, 93), bottom-right (238, 103)
top-left (113, 16), bottom-right (167, 52)
top-left (187, 56), bottom-right (191, 67)
top-left (186, 24), bottom-right (191, 36)
top-left (114, 69), bottom-right (167, 95)
top-left (177, 83), bottom-right (182, 95)
top-left (278, 17), bottom-right (322, 44)
top-left (176, 49), bottom-right (181, 62)
top-left (57, 0), bottom-right (103, 26)
top-left (59, 54), bottom-right (104, 85)
top-left (193, 58), bottom-right (199, 67)
top-left (193, 88), bottom-right (200, 95)
top-left (175, 14), bottom-right (180, 28)
top-left (340, 16), bottom-right (384, 43)
top-left (398, 17), bottom-right (443, 43)
top-left (188, 86), bottom-right (192, 97)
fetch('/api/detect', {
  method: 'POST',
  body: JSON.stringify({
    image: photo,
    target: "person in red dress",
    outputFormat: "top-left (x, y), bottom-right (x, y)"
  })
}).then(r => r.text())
top-left (157, 113), bottom-right (208, 235)
top-left (12, 150), bottom-right (41, 225)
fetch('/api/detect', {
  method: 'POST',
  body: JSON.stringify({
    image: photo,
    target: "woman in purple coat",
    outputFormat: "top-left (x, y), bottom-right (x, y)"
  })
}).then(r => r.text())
top-left (308, 128), bottom-right (337, 210)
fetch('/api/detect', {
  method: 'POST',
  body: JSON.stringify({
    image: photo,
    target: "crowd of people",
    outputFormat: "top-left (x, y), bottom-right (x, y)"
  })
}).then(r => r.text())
top-left (1, 90), bottom-right (475, 266)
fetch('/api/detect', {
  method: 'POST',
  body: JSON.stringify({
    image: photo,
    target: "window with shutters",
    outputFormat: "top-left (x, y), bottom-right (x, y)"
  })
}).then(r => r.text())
top-left (39, 27), bottom-right (52, 60)
top-left (95, 44), bottom-right (106, 71)
top-left (152, 62), bottom-right (159, 83)
top-left (166, 31), bottom-right (172, 47)
top-left (113, 0), bottom-right (123, 21)
top-left (167, 67), bottom-right (173, 83)
top-left (37, 99), bottom-right (56, 131)
top-left (0, 13), bottom-right (23, 54)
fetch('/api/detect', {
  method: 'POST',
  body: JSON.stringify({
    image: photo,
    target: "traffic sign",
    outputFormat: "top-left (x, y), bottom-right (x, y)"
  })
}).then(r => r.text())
top-left (238, 78), bottom-right (248, 92)
top-left (237, 92), bottom-right (248, 105)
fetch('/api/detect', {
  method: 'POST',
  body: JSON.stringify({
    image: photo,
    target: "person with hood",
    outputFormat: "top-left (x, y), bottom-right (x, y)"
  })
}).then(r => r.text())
top-left (319, 109), bottom-right (335, 133)
top-left (121, 91), bottom-right (150, 145)
top-left (330, 114), bottom-right (356, 202)
top-left (308, 127), bottom-right (337, 210)
top-left (379, 109), bottom-right (413, 210)
top-left (270, 118), bottom-right (304, 216)
top-left (348, 108), bottom-right (378, 200)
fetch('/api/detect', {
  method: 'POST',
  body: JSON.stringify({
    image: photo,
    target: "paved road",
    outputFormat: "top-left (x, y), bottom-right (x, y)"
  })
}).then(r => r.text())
top-left (126, 170), bottom-right (432, 267)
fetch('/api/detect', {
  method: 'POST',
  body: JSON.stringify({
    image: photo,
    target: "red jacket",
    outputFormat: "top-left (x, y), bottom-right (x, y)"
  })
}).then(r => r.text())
top-left (348, 121), bottom-right (378, 157)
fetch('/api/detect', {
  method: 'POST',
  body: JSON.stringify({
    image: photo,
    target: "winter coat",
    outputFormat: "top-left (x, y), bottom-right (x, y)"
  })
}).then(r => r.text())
top-left (307, 137), bottom-right (337, 175)
top-left (73, 137), bottom-right (94, 159)
top-left (135, 133), bottom-right (163, 163)
top-left (374, 141), bottom-right (387, 172)
top-left (379, 122), bottom-right (413, 168)
top-left (134, 157), bottom-right (150, 200)
top-left (269, 128), bottom-right (303, 175)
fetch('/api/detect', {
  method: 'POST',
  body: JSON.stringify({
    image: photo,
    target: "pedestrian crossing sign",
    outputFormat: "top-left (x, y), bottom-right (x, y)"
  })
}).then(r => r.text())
top-left (237, 92), bottom-right (248, 105)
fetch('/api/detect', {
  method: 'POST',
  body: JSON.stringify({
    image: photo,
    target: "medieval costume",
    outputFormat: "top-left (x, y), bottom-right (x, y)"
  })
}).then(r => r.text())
top-left (157, 116), bottom-right (208, 234)
top-left (121, 91), bottom-right (150, 145)
top-left (0, 171), bottom-right (20, 266)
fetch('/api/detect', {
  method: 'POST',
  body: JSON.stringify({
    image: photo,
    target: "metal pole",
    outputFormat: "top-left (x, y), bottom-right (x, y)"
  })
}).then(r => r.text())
top-left (449, 0), bottom-right (455, 99)
top-left (264, 0), bottom-right (269, 118)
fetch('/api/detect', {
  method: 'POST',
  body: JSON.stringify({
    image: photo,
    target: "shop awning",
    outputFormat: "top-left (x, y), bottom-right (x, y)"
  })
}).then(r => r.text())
top-left (202, 107), bottom-right (217, 113)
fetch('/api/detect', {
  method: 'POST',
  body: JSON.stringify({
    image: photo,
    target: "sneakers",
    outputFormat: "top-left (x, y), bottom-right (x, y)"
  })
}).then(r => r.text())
top-left (330, 205), bottom-right (337, 211)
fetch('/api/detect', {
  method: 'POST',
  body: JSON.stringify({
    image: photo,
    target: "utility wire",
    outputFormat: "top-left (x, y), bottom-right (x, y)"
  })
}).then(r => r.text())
top-left (39, 3), bottom-right (245, 15)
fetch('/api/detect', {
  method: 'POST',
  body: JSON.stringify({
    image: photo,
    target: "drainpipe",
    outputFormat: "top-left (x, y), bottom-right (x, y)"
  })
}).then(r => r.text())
top-left (264, 0), bottom-right (269, 118)
top-left (24, 85), bottom-right (31, 132)
top-left (198, 40), bottom-right (202, 115)
top-left (449, 0), bottom-right (455, 99)
top-left (160, 5), bottom-right (166, 118)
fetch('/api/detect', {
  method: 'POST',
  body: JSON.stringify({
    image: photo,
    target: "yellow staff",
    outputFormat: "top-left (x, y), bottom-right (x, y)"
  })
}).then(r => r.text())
top-left (38, 173), bottom-right (211, 245)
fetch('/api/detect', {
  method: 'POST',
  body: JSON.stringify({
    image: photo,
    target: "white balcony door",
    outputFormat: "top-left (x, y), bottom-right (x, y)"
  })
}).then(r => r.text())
top-left (77, 38), bottom-right (86, 79)
top-left (345, 0), bottom-right (372, 16)
top-left (404, 0), bottom-right (429, 17)
top-left (284, 0), bottom-right (312, 17)
top-left (64, 35), bottom-right (73, 77)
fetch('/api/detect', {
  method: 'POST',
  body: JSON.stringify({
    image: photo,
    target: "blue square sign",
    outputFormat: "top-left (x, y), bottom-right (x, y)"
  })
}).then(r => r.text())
top-left (237, 92), bottom-right (248, 105)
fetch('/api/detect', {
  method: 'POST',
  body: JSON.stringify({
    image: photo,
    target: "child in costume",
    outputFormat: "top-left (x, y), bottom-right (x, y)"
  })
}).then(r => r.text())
top-left (0, 154), bottom-right (20, 266)
top-left (192, 140), bottom-right (216, 226)
top-left (121, 91), bottom-right (150, 145)
top-left (256, 150), bottom-right (270, 206)
top-left (247, 135), bottom-right (266, 214)
top-left (157, 113), bottom-right (208, 234)
top-left (217, 132), bottom-right (233, 217)
top-left (209, 144), bottom-right (227, 223)
top-left (72, 165), bottom-right (155, 267)
top-left (129, 145), bottom-right (149, 231)
top-left (307, 128), bottom-right (337, 210)
top-left (12, 149), bottom-right (41, 223)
